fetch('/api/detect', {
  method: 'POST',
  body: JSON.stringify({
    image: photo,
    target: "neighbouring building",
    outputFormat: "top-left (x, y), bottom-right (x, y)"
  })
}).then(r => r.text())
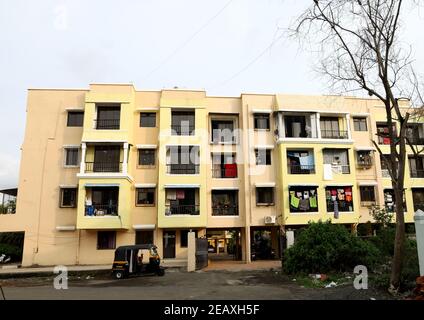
top-left (1, 83), bottom-right (422, 267)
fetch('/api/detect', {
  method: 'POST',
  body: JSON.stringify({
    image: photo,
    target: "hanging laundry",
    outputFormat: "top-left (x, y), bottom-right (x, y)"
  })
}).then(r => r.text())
top-left (167, 190), bottom-right (177, 200)
top-left (299, 199), bottom-right (310, 211)
top-left (333, 200), bottom-right (339, 219)
top-left (309, 196), bottom-right (317, 208)
top-left (303, 191), bottom-right (310, 199)
top-left (290, 195), bottom-right (300, 208)
top-left (224, 163), bottom-right (237, 178)
top-left (176, 190), bottom-right (185, 199)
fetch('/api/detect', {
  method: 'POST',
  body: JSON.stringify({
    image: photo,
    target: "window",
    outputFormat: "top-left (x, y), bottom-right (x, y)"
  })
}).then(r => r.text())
top-left (254, 114), bottom-right (270, 130)
top-left (212, 153), bottom-right (237, 178)
top-left (138, 149), bottom-right (156, 166)
top-left (284, 115), bottom-right (313, 138)
top-left (135, 231), bottom-right (154, 245)
top-left (289, 186), bottom-right (318, 212)
top-left (320, 117), bottom-right (346, 138)
top-left (325, 186), bottom-right (354, 212)
top-left (60, 188), bottom-right (77, 208)
top-left (211, 120), bottom-right (235, 143)
top-left (167, 146), bottom-right (199, 174)
top-left (359, 186), bottom-right (376, 204)
top-left (96, 106), bottom-right (120, 130)
top-left (256, 187), bottom-right (274, 205)
top-left (287, 150), bottom-right (315, 174)
top-left (67, 111), bottom-right (84, 127)
top-left (171, 110), bottom-right (195, 135)
top-left (356, 150), bottom-right (373, 168)
top-left (136, 188), bottom-right (155, 206)
top-left (323, 149), bottom-right (350, 174)
top-left (212, 190), bottom-right (239, 216)
top-left (376, 123), bottom-right (397, 145)
top-left (255, 149), bottom-right (271, 165)
top-left (65, 148), bottom-right (79, 166)
top-left (97, 231), bottom-right (116, 250)
top-left (180, 230), bottom-right (198, 248)
top-left (384, 189), bottom-right (406, 212)
top-left (353, 117), bottom-right (367, 131)
top-left (140, 113), bottom-right (156, 127)
top-left (380, 155), bottom-right (397, 177)
top-left (412, 188), bottom-right (424, 212)
top-left (408, 156), bottom-right (424, 178)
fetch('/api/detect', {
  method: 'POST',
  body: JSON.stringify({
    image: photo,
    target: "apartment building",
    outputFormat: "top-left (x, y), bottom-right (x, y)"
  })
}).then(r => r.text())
top-left (1, 83), bottom-right (422, 267)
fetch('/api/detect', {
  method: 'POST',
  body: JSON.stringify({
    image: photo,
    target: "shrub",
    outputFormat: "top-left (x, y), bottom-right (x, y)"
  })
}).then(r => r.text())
top-left (283, 220), bottom-right (380, 274)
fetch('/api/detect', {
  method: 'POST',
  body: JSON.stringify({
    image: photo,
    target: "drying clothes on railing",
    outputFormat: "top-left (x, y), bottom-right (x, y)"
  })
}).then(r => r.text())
top-left (299, 155), bottom-right (314, 169)
top-left (224, 163), bottom-right (237, 178)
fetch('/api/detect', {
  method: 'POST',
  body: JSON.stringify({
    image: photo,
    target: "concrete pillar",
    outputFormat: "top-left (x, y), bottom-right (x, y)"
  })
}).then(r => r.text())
top-left (414, 209), bottom-right (424, 276)
top-left (316, 113), bottom-right (321, 139)
top-left (346, 114), bottom-right (352, 139)
top-left (123, 142), bottom-right (129, 174)
top-left (187, 231), bottom-right (196, 272)
top-left (244, 226), bottom-right (251, 263)
top-left (277, 113), bottom-right (284, 139)
top-left (286, 230), bottom-right (295, 249)
top-left (80, 142), bottom-right (86, 174)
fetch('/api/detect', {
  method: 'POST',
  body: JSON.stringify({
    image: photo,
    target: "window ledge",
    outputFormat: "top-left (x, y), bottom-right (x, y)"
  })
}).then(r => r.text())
top-left (256, 203), bottom-right (275, 207)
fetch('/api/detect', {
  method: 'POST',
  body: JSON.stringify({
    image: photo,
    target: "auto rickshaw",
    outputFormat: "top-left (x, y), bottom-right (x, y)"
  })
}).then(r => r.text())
top-left (112, 244), bottom-right (165, 279)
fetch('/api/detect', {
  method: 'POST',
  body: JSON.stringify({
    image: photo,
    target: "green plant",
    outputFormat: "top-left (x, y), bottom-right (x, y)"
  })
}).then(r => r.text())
top-left (282, 220), bottom-right (380, 274)
top-left (369, 205), bottom-right (394, 229)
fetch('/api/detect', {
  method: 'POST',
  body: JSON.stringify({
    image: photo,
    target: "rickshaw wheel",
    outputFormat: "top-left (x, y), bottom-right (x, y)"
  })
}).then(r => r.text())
top-left (114, 270), bottom-right (125, 279)
top-left (157, 268), bottom-right (165, 276)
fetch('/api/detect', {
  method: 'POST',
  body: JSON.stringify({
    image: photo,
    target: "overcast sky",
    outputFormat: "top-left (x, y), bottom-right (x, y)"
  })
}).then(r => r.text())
top-left (0, 0), bottom-right (423, 189)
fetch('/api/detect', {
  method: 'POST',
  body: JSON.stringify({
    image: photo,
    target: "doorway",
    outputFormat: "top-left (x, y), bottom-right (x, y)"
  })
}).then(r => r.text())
top-left (163, 231), bottom-right (176, 259)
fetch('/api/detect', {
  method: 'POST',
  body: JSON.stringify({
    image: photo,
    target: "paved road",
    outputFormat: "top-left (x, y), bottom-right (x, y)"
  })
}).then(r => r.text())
top-left (0, 269), bottom-right (393, 300)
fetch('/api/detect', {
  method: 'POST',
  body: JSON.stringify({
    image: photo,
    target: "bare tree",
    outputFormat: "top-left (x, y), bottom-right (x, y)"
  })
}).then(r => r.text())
top-left (291, 0), bottom-right (423, 293)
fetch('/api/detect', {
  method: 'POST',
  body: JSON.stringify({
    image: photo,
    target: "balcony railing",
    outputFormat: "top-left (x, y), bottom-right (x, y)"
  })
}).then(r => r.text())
top-left (326, 202), bottom-right (353, 212)
top-left (171, 125), bottom-right (195, 136)
top-left (288, 164), bottom-right (316, 174)
top-left (356, 159), bottom-right (373, 168)
top-left (85, 162), bottom-right (123, 173)
top-left (321, 130), bottom-right (348, 139)
top-left (85, 204), bottom-right (118, 216)
top-left (407, 136), bottom-right (424, 145)
top-left (212, 205), bottom-right (238, 216)
top-left (328, 164), bottom-right (350, 174)
top-left (166, 164), bottom-right (199, 174)
top-left (0, 205), bottom-right (16, 214)
top-left (165, 205), bottom-right (200, 215)
top-left (212, 166), bottom-right (238, 178)
top-left (95, 119), bottom-right (120, 130)
top-left (211, 135), bottom-right (237, 144)
top-left (410, 170), bottom-right (424, 178)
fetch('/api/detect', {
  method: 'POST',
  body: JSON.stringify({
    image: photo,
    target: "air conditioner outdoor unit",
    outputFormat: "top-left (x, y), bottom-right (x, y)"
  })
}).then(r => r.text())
top-left (264, 216), bottom-right (276, 224)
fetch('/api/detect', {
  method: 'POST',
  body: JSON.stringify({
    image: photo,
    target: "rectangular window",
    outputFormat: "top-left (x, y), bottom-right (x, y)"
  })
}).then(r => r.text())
top-left (325, 186), bottom-right (354, 212)
top-left (353, 117), bottom-right (367, 131)
top-left (138, 149), bottom-right (156, 166)
top-left (60, 188), bottom-right (77, 208)
top-left (180, 230), bottom-right (198, 248)
top-left (256, 187), bottom-right (274, 205)
top-left (67, 111), bottom-right (84, 127)
top-left (212, 190), bottom-right (239, 216)
top-left (412, 188), bottom-right (424, 212)
top-left (323, 149), bottom-right (350, 174)
top-left (377, 123), bottom-right (397, 145)
top-left (254, 114), bottom-right (270, 130)
top-left (408, 156), bottom-right (424, 178)
top-left (140, 113), bottom-right (156, 127)
top-left (135, 230), bottom-right (154, 245)
top-left (136, 188), bottom-right (155, 206)
top-left (211, 153), bottom-right (237, 178)
top-left (289, 186), bottom-right (318, 212)
top-left (287, 150), bottom-right (315, 174)
top-left (65, 148), bottom-right (79, 166)
top-left (96, 106), bottom-right (121, 130)
top-left (211, 120), bottom-right (235, 143)
top-left (384, 189), bottom-right (407, 212)
top-left (167, 146), bottom-right (200, 174)
top-left (171, 110), bottom-right (195, 135)
top-left (359, 186), bottom-right (376, 204)
top-left (97, 231), bottom-right (116, 250)
top-left (255, 149), bottom-right (271, 165)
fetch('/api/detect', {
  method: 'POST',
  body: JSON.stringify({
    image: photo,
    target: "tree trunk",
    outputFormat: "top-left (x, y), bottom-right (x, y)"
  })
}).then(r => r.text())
top-left (390, 185), bottom-right (406, 292)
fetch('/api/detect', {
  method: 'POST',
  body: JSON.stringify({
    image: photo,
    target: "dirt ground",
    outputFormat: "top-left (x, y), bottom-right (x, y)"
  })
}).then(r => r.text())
top-left (0, 268), bottom-right (396, 300)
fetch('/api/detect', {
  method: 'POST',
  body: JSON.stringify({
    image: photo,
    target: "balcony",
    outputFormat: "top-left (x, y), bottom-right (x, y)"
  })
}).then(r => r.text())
top-left (212, 205), bottom-right (238, 216)
top-left (321, 130), bottom-right (348, 139)
top-left (288, 164), bottom-right (315, 174)
top-left (407, 136), bottom-right (424, 145)
top-left (410, 169), bottom-right (424, 178)
top-left (85, 162), bottom-right (123, 173)
top-left (85, 204), bottom-right (118, 216)
top-left (165, 204), bottom-right (200, 215)
top-left (212, 165), bottom-right (238, 178)
top-left (95, 119), bottom-right (120, 130)
top-left (166, 164), bottom-right (199, 175)
top-left (1, 205), bottom-right (16, 214)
